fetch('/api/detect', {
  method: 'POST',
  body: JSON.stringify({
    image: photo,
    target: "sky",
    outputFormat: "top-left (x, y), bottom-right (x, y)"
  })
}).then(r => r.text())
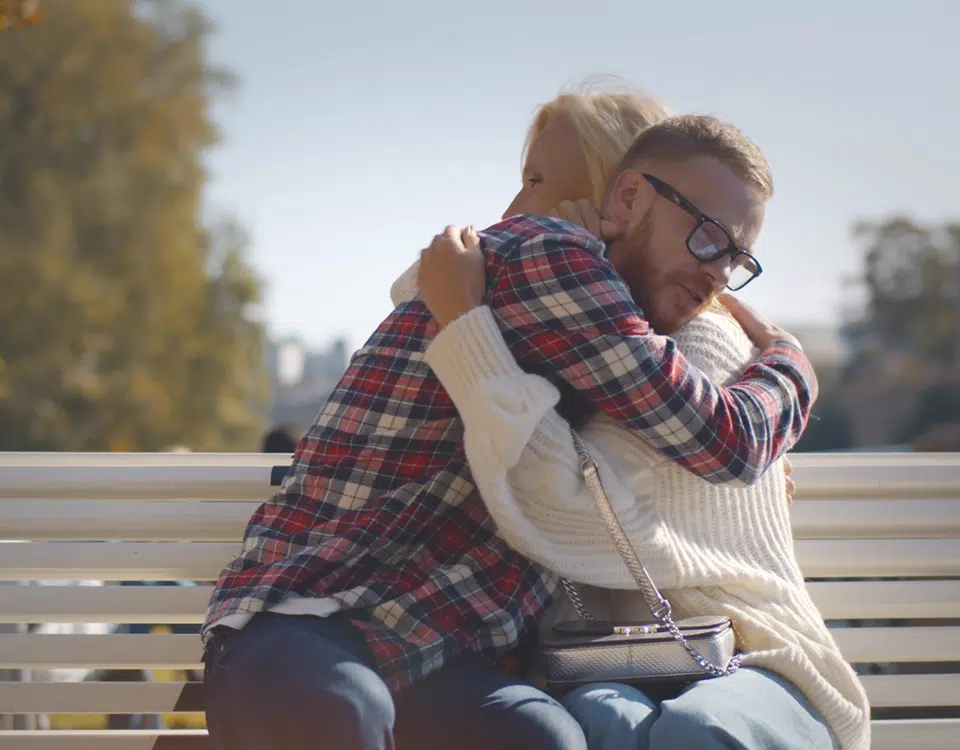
top-left (197, 0), bottom-right (958, 351)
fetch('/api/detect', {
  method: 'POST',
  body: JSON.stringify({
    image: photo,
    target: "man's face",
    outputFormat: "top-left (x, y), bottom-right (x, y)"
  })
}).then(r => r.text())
top-left (605, 156), bottom-right (766, 334)
top-left (503, 116), bottom-right (590, 219)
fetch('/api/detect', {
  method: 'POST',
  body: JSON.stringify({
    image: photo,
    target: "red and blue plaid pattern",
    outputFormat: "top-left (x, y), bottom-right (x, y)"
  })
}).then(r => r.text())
top-left (205, 215), bottom-right (817, 692)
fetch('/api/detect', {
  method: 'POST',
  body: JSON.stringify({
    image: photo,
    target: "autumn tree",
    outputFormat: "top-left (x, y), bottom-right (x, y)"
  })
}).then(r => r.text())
top-left (0, 0), bottom-right (267, 451)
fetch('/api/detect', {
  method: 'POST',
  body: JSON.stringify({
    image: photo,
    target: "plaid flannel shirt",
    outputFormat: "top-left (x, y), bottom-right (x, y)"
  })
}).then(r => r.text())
top-left (205, 215), bottom-right (817, 692)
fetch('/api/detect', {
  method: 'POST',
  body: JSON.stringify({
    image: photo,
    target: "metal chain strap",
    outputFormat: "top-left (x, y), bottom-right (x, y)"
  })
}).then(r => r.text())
top-left (560, 577), bottom-right (595, 620)
top-left (564, 431), bottom-right (741, 678)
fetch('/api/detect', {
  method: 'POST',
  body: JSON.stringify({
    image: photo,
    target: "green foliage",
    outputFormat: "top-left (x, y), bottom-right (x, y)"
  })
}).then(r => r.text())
top-left (0, 0), bottom-right (266, 451)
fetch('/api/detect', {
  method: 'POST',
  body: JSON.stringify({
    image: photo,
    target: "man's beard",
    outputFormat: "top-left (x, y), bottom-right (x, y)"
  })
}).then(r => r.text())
top-left (615, 219), bottom-right (713, 336)
top-left (613, 218), bottom-right (654, 311)
top-left (617, 220), bottom-right (691, 335)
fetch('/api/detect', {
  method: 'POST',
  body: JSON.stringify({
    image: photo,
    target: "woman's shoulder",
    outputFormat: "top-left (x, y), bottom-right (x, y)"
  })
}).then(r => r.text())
top-left (672, 308), bottom-right (758, 384)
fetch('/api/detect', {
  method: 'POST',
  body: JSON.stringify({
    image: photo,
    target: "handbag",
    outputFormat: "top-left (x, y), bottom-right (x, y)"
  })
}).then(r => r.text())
top-left (538, 431), bottom-right (741, 691)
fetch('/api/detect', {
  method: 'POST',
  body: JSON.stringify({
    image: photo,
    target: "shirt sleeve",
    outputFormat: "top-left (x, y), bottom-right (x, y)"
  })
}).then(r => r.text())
top-left (474, 228), bottom-right (817, 486)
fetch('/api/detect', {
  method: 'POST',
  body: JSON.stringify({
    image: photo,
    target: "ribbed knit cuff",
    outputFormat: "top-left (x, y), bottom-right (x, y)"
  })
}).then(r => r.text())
top-left (425, 306), bottom-right (526, 407)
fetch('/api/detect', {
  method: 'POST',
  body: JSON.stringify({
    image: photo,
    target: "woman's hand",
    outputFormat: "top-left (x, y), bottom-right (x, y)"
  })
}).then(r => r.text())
top-left (547, 199), bottom-right (619, 242)
top-left (784, 456), bottom-right (796, 505)
top-left (417, 225), bottom-right (485, 328)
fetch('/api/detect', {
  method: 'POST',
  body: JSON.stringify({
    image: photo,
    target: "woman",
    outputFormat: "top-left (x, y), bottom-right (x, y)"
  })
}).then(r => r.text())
top-left (398, 95), bottom-right (871, 748)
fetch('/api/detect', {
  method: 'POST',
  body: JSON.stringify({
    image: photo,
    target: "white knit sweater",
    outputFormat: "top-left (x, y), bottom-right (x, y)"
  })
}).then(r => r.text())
top-left (417, 300), bottom-right (871, 750)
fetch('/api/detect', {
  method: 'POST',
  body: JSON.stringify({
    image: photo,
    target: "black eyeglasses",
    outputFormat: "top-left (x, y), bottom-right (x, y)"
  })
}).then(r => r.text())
top-left (641, 173), bottom-right (763, 291)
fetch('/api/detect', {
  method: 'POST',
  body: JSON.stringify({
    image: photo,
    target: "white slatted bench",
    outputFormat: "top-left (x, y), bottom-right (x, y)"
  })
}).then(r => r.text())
top-left (0, 451), bottom-right (958, 749)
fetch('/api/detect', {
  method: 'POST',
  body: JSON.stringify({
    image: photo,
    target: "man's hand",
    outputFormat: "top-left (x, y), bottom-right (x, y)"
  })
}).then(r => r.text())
top-left (417, 225), bottom-right (485, 328)
top-left (547, 199), bottom-right (619, 242)
top-left (718, 293), bottom-right (802, 351)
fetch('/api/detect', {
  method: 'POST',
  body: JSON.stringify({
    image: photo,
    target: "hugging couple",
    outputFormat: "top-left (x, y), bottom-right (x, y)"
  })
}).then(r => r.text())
top-left (201, 87), bottom-right (870, 750)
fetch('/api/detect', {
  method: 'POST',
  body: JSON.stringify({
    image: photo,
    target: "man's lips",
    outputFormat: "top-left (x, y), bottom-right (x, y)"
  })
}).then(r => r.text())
top-left (680, 284), bottom-right (707, 307)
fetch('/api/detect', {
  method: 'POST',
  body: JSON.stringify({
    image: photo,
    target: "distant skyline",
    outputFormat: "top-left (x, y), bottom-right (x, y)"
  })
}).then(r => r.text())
top-left (198, 0), bottom-right (958, 349)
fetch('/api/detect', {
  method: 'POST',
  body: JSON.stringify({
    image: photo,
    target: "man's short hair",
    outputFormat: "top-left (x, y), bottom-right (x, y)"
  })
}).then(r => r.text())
top-left (617, 114), bottom-right (773, 200)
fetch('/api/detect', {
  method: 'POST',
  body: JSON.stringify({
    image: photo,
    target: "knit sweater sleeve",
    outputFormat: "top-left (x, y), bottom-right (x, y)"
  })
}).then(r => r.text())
top-left (425, 305), bottom-right (678, 587)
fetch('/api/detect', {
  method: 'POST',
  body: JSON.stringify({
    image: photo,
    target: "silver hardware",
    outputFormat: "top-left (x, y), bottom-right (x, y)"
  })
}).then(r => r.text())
top-left (613, 625), bottom-right (656, 635)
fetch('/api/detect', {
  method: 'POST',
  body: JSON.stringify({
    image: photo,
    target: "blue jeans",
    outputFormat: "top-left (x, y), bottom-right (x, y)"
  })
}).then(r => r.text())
top-left (204, 612), bottom-right (586, 750)
top-left (562, 668), bottom-right (838, 750)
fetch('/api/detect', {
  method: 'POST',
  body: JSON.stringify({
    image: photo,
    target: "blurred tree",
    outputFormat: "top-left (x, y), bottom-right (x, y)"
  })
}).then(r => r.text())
top-left (844, 218), bottom-right (960, 367)
top-left (838, 218), bottom-right (960, 449)
top-left (900, 380), bottom-right (960, 445)
top-left (0, 0), bottom-right (42, 29)
top-left (0, 0), bottom-right (267, 451)
top-left (792, 398), bottom-right (854, 453)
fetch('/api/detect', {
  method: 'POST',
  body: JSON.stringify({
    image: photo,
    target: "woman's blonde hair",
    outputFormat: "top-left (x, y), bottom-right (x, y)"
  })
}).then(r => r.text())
top-left (523, 82), bottom-right (671, 208)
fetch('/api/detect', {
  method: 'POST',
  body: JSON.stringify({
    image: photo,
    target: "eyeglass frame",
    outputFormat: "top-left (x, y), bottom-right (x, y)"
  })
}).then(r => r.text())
top-left (641, 173), bottom-right (763, 291)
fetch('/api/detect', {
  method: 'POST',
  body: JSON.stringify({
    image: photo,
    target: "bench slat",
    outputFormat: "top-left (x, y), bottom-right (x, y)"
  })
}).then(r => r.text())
top-left (796, 539), bottom-right (960, 578)
top-left (0, 585), bottom-right (212, 624)
top-left (3, 580), bottom-right (958, 625)
top-left (1, 725), bottom-right (957, 750)
top-left (862, 673), bottom-right (960, 708)
top-left (2, 451), bottom-right (957, 500)
top-left (0, 730), bottom-right (209, 749)
top-left (0, 635), bottom-right (202, 670)
top-left (2, 539), bottom-right (959, 581)
top-left (0, 501), bottom-right (258, 542)
top-left (4, 498), bottom-right (958, 541)
top-left (789, 498), bottom-right (960, 538)
top-left (0, 543), bottom-right (232, 582)
top-left (872, 719), bottom-right (960, 750)
top-left (830, 626), bottom-right (960, 663)
top-left (3, 627), bottom-right (960, 670)
top-left (1, 674), bottom-right (957, 713)
top-left (790, 453), bottom-right (960, 498)
top-left (0, 453), bottom-right (282, 502)
top-left (0, 682), bottom-right (201, 713)
top-left (806, 580), bottom-right (960, 620)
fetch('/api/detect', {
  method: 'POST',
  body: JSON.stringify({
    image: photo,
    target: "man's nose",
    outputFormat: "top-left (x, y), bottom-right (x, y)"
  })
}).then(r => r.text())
top-left (702, 254), bottom-right (733, 291)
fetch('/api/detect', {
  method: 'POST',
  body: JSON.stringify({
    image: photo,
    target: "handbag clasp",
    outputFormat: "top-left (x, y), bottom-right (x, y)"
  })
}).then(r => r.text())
top-left (613, 625), bottom-right (657, 635)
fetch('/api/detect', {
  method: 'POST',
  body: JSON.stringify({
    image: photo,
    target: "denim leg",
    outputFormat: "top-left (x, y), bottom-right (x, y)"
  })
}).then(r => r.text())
top-left (650, 668), bottom-right (838, 749)
top-left (394, 659), bottom-right (588, 750)
top-left (204, 613), bottom-right (395, 750)
top-left (562, 682), bottom-right (658, 750)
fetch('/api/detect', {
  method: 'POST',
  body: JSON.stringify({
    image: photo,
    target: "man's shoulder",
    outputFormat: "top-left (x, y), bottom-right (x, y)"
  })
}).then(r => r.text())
top-left (480, 215), bottom-right (607, 260)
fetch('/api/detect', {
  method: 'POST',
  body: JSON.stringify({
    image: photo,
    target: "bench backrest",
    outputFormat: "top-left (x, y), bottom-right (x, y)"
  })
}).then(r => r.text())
top-left (0, 451), bottom-right (958, 749)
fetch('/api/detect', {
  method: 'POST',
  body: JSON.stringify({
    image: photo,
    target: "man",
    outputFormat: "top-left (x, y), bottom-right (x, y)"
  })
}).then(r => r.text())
top-left (202, 114), bottom-right (816, 750)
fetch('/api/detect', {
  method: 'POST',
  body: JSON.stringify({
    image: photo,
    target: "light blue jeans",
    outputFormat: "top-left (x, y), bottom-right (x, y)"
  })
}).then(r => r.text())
top-left (561, 667), bottom-right (838, 750)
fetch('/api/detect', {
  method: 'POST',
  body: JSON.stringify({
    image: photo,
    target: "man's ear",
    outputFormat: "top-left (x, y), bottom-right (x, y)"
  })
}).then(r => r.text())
top-left (606, 169), bottom-right (646, 225)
